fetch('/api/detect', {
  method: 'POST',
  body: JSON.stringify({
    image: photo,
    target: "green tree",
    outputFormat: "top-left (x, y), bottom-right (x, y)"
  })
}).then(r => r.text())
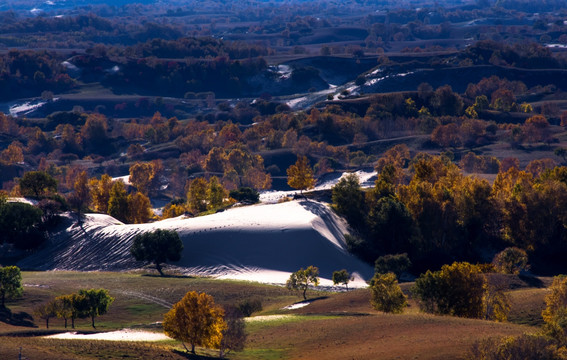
top-left (375, 253), bottom-right (412, 279)
top-left (0, 202), bottom-right (44, 249)
top-left (54, 295), bottom-right (73, 328)
top-left (33, 300), bottom-right (57, 329)
top-left (108, 180), bottom-right (129, 222)
top-left (78, 288), bottom-right (114, 328)
top-left (412, 262), bottom-right (485, 318)
top-left (370, 272), bottom-right (407, 314)
top-left (207, 176), bottom-right (226, 210)
top-left (55, 293), bottom-right (85, 329)
top-left (286, 156), bottom-right (316, 195)
top-left (0, 266), bottom-right (23, 308)
top-left (130, 229), bottom-right (183, 276)
top-left (286, 266), bottom-right (319, 300)
top-left (492, 247), bottom-right (529, 275)
top-left (163, 291), bottom-right (226, 354)
top-left (332, 173), bottom-right (365, 229)
top-left (19, 171), bottom-right (57, 198)
top-left (332, 269), bottom-right (352, 291)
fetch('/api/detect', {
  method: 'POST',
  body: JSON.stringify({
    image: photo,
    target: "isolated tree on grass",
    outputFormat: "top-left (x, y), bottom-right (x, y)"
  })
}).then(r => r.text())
top-left (130, 229), bottom-right (183, 276)
top-left (163, 291), bottom-right (226, 354)
top-left (286, 266), bottom-right (320, 300)
top-left (332, 269), bottom-right (352, 291)
top-left (33, 300), bottom-right (57, 329)
top-left (0, 266), bottom-right (23, 308)
top-left (370, 272), bottom-right (407, 314)
top-left (78, 288), bottom-right (114, 329)
top-left (286, 156), bottom-right (316, 195)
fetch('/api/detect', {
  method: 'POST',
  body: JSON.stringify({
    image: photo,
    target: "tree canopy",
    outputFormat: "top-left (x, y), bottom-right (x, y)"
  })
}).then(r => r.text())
top-left (19, 171), bottom-right (57, 198)
top-left (0, 266), bottom-right (23, 308)
top-left (370, 272), bottom-right (407, 314)
top-left (286, 266), bottom-right (319, 300)
top-left (163, 291), bottom-right (226, 354)
top-left (286, 156), bottom-right (315, 194)
top-left (130, 229), bottom-right (183, 276)
top-left (78, 288), bottom-right (114, 329)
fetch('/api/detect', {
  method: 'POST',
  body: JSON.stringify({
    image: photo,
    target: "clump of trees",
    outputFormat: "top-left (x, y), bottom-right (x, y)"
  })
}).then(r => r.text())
top-left (130, 229), bottom-right (183, 276)
top-left (412, 262), bottom-right (510, 321)
top-left (35, 288), bottom-right (114, 329)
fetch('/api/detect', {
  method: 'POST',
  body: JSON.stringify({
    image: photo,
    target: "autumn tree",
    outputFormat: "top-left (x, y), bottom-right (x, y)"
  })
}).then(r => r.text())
top-left (370, 272), bottom-right (407, 314)
top-left (287, 156), bottom-right (316, 195)
top-left (492, 247), bottom-right (529, 275)
top-left (130, 229), bottom-right (183, 276)
top-left (187, 177), bottom-right (208, 213)
top-left (163, 291), bottom-right (226, 354)
top-left (332, 269), bottom-right (352, 291)
top-left (33, 300), bottom-right (57, 329)
top-left (286, 266), bottom-right (319, 300)
top-left (0, 266), bottom-right (23, 308)
top-left (81, 113), bottom-right (109, 153)
top-left (541, 276), bottom-right (567, 342)
top-left (68, 170), bottom-right (91, 223)
top-left (19, 171), bottom-right (57, 198)
top-left (127, 192), bottom-right (152, 224)
top-left (1, 143), bottom-right (24, 165)
top-left (89, 174), bottom-right (113, 213)
top-left (108, 180), bottom-right (129, 223)
top-left (129, 162), bottom-right (155, 195)
top-left (78, 288), bottom-right (114, 329)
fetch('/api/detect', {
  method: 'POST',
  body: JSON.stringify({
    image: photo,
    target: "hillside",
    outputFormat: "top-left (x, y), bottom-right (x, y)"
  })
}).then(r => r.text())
top-left (18, 200), bottom-right (373, 286)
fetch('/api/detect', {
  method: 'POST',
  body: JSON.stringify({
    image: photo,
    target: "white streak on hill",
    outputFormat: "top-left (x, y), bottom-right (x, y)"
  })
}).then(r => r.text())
top-left (19, 201), bottom-right (373, 287)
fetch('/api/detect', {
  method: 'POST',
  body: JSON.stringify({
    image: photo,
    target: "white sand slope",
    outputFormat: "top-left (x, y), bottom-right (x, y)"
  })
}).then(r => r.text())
top-left (18, 200), bottom-right (373, 287)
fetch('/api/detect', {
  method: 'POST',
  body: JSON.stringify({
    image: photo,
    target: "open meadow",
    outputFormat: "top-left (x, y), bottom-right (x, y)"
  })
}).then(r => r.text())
top-left (0, 271), bottom-right (548, 360)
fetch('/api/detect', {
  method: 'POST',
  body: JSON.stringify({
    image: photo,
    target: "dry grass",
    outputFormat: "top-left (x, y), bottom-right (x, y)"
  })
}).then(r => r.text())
top-left (0, 272), bottom-right (549, 360)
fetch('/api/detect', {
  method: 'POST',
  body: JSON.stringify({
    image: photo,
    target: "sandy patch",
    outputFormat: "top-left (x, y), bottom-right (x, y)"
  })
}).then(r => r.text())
top-left (44, 329), bottom-right (170, 341)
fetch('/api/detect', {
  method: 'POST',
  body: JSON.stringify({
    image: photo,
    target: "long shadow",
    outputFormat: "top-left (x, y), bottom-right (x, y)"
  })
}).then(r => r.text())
top-left (0, 307), bottom-right (36, 328)
top-left (172, 350), bottom-right (220, 359)
top-left (141, 274), bottom-right (196, 279)
top-left (519, 274), bottom-right (545, 288)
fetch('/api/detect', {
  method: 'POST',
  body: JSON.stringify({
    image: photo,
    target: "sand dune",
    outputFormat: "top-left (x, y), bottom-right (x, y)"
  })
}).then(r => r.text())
top-left (19, 200), bottom-right (373, 287)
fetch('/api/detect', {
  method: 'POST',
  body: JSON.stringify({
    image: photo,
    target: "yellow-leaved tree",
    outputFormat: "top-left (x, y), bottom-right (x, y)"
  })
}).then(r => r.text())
top-left (164, 291), bottom-right (226, 354)
top-left (286, 156), bottom-right (315, 195)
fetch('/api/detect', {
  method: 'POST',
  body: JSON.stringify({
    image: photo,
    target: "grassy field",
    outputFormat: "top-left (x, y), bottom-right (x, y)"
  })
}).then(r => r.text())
top-left (0, 271), bottom-right (546, 360)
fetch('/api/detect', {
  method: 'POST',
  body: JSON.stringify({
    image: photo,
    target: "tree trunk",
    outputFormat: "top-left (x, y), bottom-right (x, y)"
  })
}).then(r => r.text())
top-left (46, 318), bottom-right (49, 329)
top-left (191, 343), bottom-right (196, 354)
top-left (71, 317), bottom-right (75, 329)
top-left (156, 262), bottom-right (164, 276)
top-left (64, 318), bottom-right (67, 328)
top-left (302, 286), bottom-right (307, 300)
top-left (91, 315), bottom-right (96, 329)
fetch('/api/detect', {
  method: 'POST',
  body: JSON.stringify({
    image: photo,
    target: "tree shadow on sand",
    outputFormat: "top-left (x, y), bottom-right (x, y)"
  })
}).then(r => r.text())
top-left (172, 350), bottom-right (220, 359)
top-left (0, 307), bottom-right (36, 327)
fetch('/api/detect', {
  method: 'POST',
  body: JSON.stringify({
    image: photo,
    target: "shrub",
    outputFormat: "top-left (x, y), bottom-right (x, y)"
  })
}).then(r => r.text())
top-left (236, 299), bottom-right (262, 317)
top-left (370, 273), bottom-right (407, 314)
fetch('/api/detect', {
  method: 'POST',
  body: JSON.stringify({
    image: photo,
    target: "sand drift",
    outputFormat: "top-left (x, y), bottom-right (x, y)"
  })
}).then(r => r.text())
top-left (19, 201), bottom-right (373, 287)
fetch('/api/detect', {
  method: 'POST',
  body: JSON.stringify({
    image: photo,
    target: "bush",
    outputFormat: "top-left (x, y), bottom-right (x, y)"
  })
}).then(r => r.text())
top-left (465, 334), bottom-right (564, 360)
top-left (370, 273), bottom-right (407, 314)
top-left (375, 253), bottom-right (411, 279)
top-left (236, 299), bottom-right (262, 317)
top-left (229, 187), bottom-right (259, 204)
